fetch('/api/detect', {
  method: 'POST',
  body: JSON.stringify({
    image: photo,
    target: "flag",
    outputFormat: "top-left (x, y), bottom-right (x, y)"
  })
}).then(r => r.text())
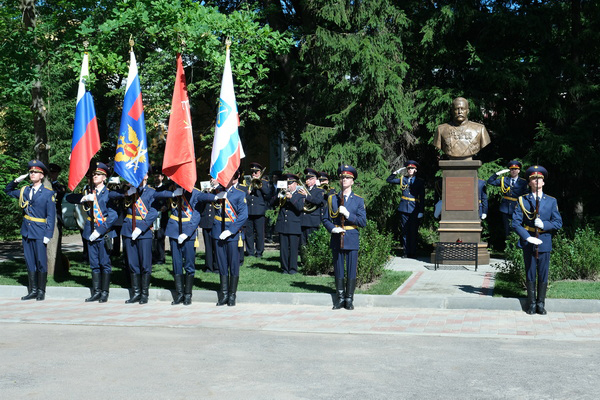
top-left (210, 44), bottom-right (245, 187)
top-left (68, 53), bottom-right (101, 191)
top-left (114, 51), bottom-right (148, 187)
top-left (162, 53), bottom-right (196, 192)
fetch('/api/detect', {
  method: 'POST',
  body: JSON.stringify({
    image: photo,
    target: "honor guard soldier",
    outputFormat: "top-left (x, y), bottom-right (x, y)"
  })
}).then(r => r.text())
top-left (65, 162), bottom-right (118, 302)
top-left (275, 173), bottom-right (306, 274)
top-left (386, 160), bottom-right (425, 258)
top-left (300, 168), bottom-right (325, 245)
top-left (4, 160), bottom-right (56, 301)
top-left (487, 160), bottom-right (528, 239)
top-left (322, 165), bottom-right (367, 310)
top-left (479, 178), bottom-right (488, 220)
top-left (114, 172), bottom-right (159, 304)
top-left (212, 173), bottom-right (248, 306)
top-left (245, 162), bottom-right (271, 258)
top-left (513, 166), bottom-right (562, 315)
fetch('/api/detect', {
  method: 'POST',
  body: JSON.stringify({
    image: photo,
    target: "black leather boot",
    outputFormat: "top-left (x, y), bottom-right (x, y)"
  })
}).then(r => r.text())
top-left (85, 272), bottom-right (102, 302)
top-left (99, 272), bottom-right (111, 303)
top-left (125, 274), bottom-right (141, 304)
top-left (21, 270), bottom-right (38, 300)
top-left (332, 278), bottom-right (345, 310)
top-left (36, 272), bottom-right (47, 301)
top-left (183, 274), bottom-right (194, 306)
top-left (537, 281), bottom-right (548, 315)
top-left (228, 275), bottom-right (239, 306)
top-left (526, 280), bottom-right (536, 315)
top-left (344, 279), bottom-right (356, 310)
top-left (216, 275), bottom-right (229, 306)
top-left (139, 273), bottom-right (151, 304)
top-left (171, 274), bottom-right (184, 305)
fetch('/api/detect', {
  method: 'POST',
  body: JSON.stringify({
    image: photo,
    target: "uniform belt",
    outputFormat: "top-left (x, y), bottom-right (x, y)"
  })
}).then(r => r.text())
top-left (401, 196), bottom-right (417, 202)
top-left (525, 226), bottom-right (547, 234)
top-left (503, 196), bottom-right (517, 201)
top-left (24, 215), bottom-right (46, 223)
top-left (335, 225), bottom-right (358, 230)
top-left (170, 215), bottom-right (191, 222)
top-left (125, 214), bottom-right (145, 220)
top-left (214, 215), bottom-right (232, 222)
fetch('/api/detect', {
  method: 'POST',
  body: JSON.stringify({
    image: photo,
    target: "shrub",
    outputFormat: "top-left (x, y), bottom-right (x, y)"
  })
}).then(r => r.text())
top-left (493, 233), bottom-right (526, 286)
top-left (300, 226), bottom-right (334, 276)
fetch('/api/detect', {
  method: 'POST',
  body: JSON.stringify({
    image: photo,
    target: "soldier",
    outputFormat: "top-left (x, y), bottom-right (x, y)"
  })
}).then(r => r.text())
top-left (4, 160), bottom-right (56, 301)
top-left (48, 163), bottom-right (66, 253)
top-left (199, 175), bottom-right (219, 273)
top-left (386, 160), bottom-right (425, 258)
top-left (300, 168), bottom-right (325, 245)
top-left (212, 173), bottom-right (248, 306)
top-left (478, 178), bottom-right (488, 220)
top-left (65, 162), bottom-right (118, 302)
top-left (322, 165), bottom-right (367, 310)
top-left (234, 169), bottom-right (248, 265)
top-left (513, 166), bottom-right (562, 315)
top-left (487, 160), bottom-right (528, 239)
top-left (245, 162), bottom-right (271, 258)
top-left (275, 173), bottom-right (306, 274)
top-left (152, 171), bottom-right (169, 265)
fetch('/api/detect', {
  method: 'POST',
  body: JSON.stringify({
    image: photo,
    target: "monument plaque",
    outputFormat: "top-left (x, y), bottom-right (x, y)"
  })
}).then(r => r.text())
top-left (445, 177), bottom-right (475, 211)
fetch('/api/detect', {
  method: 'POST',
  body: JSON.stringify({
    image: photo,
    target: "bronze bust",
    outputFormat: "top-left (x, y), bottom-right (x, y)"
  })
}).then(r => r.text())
top-left (434, 97), bottom-right (491, 160)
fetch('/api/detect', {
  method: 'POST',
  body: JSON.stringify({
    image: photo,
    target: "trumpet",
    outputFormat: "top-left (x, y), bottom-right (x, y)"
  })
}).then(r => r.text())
top-left (250, 167), bottom-right (266, 191)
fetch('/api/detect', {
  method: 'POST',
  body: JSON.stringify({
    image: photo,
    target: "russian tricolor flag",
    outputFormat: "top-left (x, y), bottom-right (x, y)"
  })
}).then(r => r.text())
top-left (210, 43), bottom-right (245, 187)
top-left (68, 53), bottom-right (101, 191)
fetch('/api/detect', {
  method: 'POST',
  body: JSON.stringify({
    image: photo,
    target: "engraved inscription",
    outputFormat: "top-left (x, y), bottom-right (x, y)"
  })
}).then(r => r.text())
top-left (445, 177), bottom-right (475, 211)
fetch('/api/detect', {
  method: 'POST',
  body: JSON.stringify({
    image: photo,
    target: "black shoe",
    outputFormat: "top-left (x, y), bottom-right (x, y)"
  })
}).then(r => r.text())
top-left (183, 274), bottom-right (194, 306)
top-left (344, 279), bottom-right (356, 310)
top-left (216, 275), bottom-right (229, 306)
top-left (332, 278), bottom-right (345, 310)
top-left (99, 273), bottom-right (111, 303)
top-left (228, 276), bottom-right (239, 306)
top-left (85, 272), bottom-right (102, 302)
top-left (125, 274), bottom-right (141, 304)
top-left (36, 272), bottom-right (48, 301)
top-left (171, 274), bottom-right (184, 305)
top-left (21, 270), bottom-right (38, 301)
top-left (139, 273), bottom-right (151, 304)
top-left (537, 281), bottom-right (548, 315)
top-left (526, 281), bottom-right (536, 315)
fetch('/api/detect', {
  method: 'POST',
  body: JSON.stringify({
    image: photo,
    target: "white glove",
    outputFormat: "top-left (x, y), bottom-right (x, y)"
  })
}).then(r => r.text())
top-left (15, 173), bottom-right (29, 183)
top-left (126, 186), bottom-right (137, 196)
top-left (481, 213), bottom-right (487, 220)
top-left (131, 227), bottom-right (142, 240)
top-left (214, 191), bottom-right (227, 200)
top-left (526, 236), bottom-right (543, 245)
top-left (172, 187), bottom-right (184, 197)
top-left (43, 237), bottom-right (50, 245)
top-left (393, 167), bottom-right (406, 175)
top-left (496, 169), bottom-right (510, 175)
top-left (417, 213), bottom-right (423, 219)
top-left (177, 233), bottom-right (188, 244)
top-left (331, 227), bottom-right (345, 234)
top-left (534, 218), bottom-right (544, 229)
top-left (338, 205), bottom-right (350, 218)
top-left (219, 230), bottom-right (232, 240)
top-left (88, 230), bottom-right (100, 242)
top-left (80, 193), bottom-right (94, 203)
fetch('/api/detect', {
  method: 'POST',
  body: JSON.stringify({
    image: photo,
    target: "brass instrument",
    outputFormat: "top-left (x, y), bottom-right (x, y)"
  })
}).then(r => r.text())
top-left (250, 167), bottom-right (267, 191)
top-left (299, 182), bottom-right (318, 213)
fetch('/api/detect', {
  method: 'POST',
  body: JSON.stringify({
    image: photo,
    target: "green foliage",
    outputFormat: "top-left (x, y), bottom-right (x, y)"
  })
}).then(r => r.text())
top-left (0, 154), bottom-right (24, 239)
top-left (493, 233), bottom-right (526, 286)
top-left (550, 227), bottom-right (600, 281)
top-left (299, 226), bottom-right (333, 276)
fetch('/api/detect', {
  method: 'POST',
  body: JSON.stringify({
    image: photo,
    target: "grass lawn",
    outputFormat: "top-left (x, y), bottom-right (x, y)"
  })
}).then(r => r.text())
top-left (493, 272), bottom-right (600, 300)
top-left (0, 250), bottom-right (410, 296)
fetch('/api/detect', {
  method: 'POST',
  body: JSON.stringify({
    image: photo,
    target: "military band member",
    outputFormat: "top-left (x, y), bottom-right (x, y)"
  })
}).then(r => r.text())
top-left (199, 175), bottom-right (219, 273)
top-left (487, 160), bottom-right (528, 238)
top-left (245, 162), bottom-right (271, 258)
top-left (300, 168), bottom-right (325, 245)
top-left (513, 166), bottom-right (562, 315)
top-left (212, 172), bottom-right (248, 306)
top-left (318, 171), bottom-right (335, 219)
top-left (274, 173), bottom-right (306, 274)
top-left (322, 165), bottom-right (367, 310)
top-left (479, 178), bottom-right (488, 220)
top-left (4, 160), bottom-right (56, 301)
top-left (386, 160), bottom-right (425, 258)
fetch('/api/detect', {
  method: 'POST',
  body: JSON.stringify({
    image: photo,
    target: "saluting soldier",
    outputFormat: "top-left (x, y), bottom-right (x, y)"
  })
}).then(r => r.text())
top-left (300, 168), bottom-right (325, 245)
top-left (65, 162), bottom-right (118, 302)
top-left (386, 160), bottom-right (425, 258)
top-left (245, 162), bottom-right (271, 258)
top-left (4, 160), bottom-right (56, 301)
top-left (322, 165), bottom-right (367, 310)
top-left (513, 166), bottom-right (562, 315)
top-left (199, 175), bottom-right (219, 273)
top-left (275, 173), bottom-right (306, 274)
top-left (487, 160), bottom-right (528, 238)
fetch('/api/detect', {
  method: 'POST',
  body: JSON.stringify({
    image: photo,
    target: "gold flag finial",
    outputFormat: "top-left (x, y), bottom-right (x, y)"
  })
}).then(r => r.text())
top-left (129, 35), bottom-right (135, 52)
top-left (225, 37), bottom-right (232, 50)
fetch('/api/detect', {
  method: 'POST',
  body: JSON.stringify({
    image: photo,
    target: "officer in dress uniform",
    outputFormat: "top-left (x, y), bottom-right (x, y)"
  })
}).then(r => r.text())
top-left (512, 166), bottom-right (562, 315)
top-left (300, 168), bottom-right (325, 245)
top-left (386, 160), bottom-right (425, 258)
top-left (487, 160), bottom-right (528, 239)
top-left (245, 162), bottom-right (271, 258)
top-left (4, 160), bottom-right (56, 301)
top-left (65, 162), bottom-right (118, 302)
top-left (322, 165), bottom-right (367, 310)
top-left (478, 178), bottom-right (488, 220)
top-left (274, 173), bottom-right (306, 274)
top-left (211, 176), bottom-right (248, 306)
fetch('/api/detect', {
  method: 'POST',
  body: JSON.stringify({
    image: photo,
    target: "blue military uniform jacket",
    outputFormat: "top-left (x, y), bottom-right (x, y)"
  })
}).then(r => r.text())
top-left (246, 179), bottom-right (271, 216)
top-left (487, 174), bottom-right (528, 214)
top-left (5, 180), bottom-right (56, 240)
top-left (386, 174), bottom-right (425, 214)
top-left (322, 191), bottom-right (367, 251)
top-left (118, 185), bottom-right (159, 239)
top-left (275, 190), bottom-right (305, 235)
top-left (211, 185), bottom-right (248, 242)
top-left (155, 188), bottom-right (215, 239)
top-left (512, 192), bottom-right (563, 253)
top-left (301, 186), bottom-right (325, 228)
top-left (65, 186), bottom-right (118, 241)
top-left (478, 179), bottom-right (488, 218)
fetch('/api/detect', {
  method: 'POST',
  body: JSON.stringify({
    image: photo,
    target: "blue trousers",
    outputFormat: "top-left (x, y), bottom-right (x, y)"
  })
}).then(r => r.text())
top-left (169, 238), bottom-right (196, 275)
top-left (88, 239), bottom-right (112, 273)
top-left (400, 211), bottom-right (420, 257)
top-left (23, 238), bottom-right (47, 273)
top-left (279, 233), bottom-right (300, 273)
top-left (123, 237), bottom-right (153, 275)
top-left (333, 249), bottom-right (358, 280)
top-left (523, 245), bottom-right (550, 283)
top-left (215, 235), bottom-right (240, 277)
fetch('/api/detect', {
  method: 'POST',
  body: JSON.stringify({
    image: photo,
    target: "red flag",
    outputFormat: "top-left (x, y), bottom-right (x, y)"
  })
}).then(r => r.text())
top-left (162, 53), bottom-right (196, 191)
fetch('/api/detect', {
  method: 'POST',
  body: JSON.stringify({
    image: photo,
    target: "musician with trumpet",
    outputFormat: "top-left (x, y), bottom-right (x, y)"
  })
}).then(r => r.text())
top-left (245, 162), bottom-right (271, 258)
top-left (318, 171), bottom-right (335, 219)
top-left (300, 168), bottom-right (325, 246)
top-left (274, 173), bottom-right (306, 274)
